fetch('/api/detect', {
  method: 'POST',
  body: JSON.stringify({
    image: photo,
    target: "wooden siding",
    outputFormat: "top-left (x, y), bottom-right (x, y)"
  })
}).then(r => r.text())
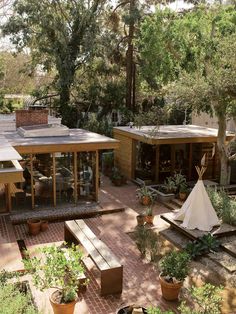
top-left (114, 133), bottom-right (133, 179)
top-left (14, 142), bottom-right (119, 155)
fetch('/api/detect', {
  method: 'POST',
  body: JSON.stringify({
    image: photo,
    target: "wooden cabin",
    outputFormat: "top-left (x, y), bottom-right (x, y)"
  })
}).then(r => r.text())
top-left (113, 125), bottom-right (235, 184)
top-left (0, 110), bottom-right (119, 213)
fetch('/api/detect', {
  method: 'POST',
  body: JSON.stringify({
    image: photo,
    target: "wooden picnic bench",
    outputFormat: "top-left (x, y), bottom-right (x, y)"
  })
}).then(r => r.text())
top-left (64, 219), bottom-right (123, 296)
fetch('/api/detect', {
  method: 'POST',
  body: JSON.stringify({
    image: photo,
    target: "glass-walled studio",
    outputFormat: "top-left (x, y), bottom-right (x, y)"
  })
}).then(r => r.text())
top-left (134, 142), bottom-right (217, 183)
top-left (10, 151), bottom-right (98, 211)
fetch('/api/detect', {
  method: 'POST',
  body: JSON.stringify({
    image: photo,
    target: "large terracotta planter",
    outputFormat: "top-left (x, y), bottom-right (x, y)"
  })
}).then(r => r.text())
top-left (50, 291), bottom-right (77, 314)
top-left (159, 275), bottom-right (183, 301)
top-left (27, 219), bottom-right (41, 236)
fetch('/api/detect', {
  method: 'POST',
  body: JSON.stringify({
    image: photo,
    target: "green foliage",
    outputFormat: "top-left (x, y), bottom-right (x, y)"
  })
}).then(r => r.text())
top-left (110, 167), bottom-right (126, 185)
top-left (81, 113), bottom-right (113, 137)
top-left (136, 185), bottom-right (155, 201)
top-left (2, 0), bottom-right (104, 125)
top-left (146, 206), bottom-right (153, 216)
top-left (0, 283), bottom-right (39, 314)
top-left (207, 187), bottom-right (236, 226)
top-left (147, 230), bottom-right (160, 262)
top-left (147, 307), bottom-right (174, 314)
top-left (178, 284), bottom-right (223, 314)
top-left (134, 226), bottom-right (160, 261)
top-left (0, 270), bottom-right (21, 285)
top-left (134, 225), bottom-right (149, 257)
top-left (138, 4), bottom-right (236, 184)
top-left (23, 243), bottom-right (85, 303)
top-left (185, 234), bottom-right (220, 259)
top-left (160, 251), bottom-right (190, 282)
top-left (165, 172), bottom-right (187, 194)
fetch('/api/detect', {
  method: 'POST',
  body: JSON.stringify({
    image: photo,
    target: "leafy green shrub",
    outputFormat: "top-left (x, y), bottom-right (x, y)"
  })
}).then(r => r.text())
top-left (23, 243), bottom-right (85, 303)
top-left (185, 234), bottom-right (220, 259)
top-left (134, 227), bottom-right (160, 261)
top-left (207, 187), bottom-right (236, 226)
top-left (178, 283), bottom-right (223, 314)
top-left (147, 307), bottom-right (174, 314)
top-left (134, 225), bottom-right (150, 257)
top-left (0, 283), bottom-right (39, 314)
top-left (165, 172), bottom-right (187, 193)
top-left (0, 270), bottom-right (21, 285)
top-left (160, 251), bottom-right (190, 282)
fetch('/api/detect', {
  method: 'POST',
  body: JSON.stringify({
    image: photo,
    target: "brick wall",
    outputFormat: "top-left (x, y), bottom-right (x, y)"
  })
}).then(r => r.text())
top-left (16, 109), bottom-right (48, 128)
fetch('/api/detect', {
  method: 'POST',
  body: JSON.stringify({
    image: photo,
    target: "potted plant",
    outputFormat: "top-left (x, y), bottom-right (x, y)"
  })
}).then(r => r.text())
top-left (27, 219), bottom-right (42, 236)
top-left (136, 185), bottom-right (154, 206)
top-left (145, 207), bottom-right (154, 224)
top-left (136, 213), bottom-right (146, 226)
top-left (40, 220), bottom-right (49, 232)
top-left (110, 167), bottom-right (125, 186)
top-left (159, 251), bottom-right (190, 301)
top-left (179, 183), bottom-right (189, 201)
top-left (23, 243), bottom-right (86, 314)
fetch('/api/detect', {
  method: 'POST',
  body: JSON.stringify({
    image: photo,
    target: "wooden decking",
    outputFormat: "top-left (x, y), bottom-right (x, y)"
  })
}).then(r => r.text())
top-left (160, 212), bottom-right (236, 240)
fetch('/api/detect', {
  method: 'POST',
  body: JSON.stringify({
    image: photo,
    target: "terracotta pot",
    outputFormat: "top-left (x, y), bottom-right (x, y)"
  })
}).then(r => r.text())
top-left (179, 192), bottom-right (187, 201)
top-left (40, 220), bottom-right (49, 232)
top-left (141, 196), bottom-right (151, 206)
top-left (136, 215), bottom-right (145, 226)
top-left (159, 275), bottom-right (183, 301)
top-left (50, 291), bottom-right (77, 314)
top-left (145, 215), bottom-right (154, 224)
top-left (27, 219), bottom-right (41, 236)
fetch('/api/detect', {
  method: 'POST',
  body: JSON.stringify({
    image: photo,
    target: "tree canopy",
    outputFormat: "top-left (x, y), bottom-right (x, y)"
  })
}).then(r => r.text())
top-left (2, 0), bottom-right (105, 126)
top-left (138, 4), bottom-right (236, 184)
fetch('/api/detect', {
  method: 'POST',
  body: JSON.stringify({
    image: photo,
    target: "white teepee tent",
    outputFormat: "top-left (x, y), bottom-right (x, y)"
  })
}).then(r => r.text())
top-left (174, 166), bottom-right (220, 232)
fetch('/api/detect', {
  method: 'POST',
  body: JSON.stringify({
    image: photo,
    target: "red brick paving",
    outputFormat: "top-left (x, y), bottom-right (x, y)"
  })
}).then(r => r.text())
top-left (1, 178), bottom-right (178, 313)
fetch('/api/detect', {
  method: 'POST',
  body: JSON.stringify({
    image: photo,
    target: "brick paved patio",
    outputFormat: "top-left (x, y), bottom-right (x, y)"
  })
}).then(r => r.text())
top-left (0, 178), bottom-right (177, 313)
top-left (4, 177), bottom-right (176, 313)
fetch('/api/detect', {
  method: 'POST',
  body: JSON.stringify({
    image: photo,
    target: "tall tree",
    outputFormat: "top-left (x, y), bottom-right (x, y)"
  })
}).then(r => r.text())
top-left (138, 5), bottom-right (236, 185)
top-left (2, 0), bottom-right (104, 126)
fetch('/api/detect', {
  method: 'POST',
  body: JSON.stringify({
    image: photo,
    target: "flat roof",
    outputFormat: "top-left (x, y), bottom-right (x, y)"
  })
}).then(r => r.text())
top-left (113, 125), bottom-right (235, 145)
top-left (4, 128), bottom-right (119, 154)
top-left (0, 136), bottom-right (22, 161)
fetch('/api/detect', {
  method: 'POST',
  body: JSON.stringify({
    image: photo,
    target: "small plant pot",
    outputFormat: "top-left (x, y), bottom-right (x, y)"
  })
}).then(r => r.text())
top-left (27, 219), bottom-right (41, 236)
top-left (40, 220), bottom-right (49, 232)
top-left (136, 215), bottom-right (145, 226)
top-left (179, 192), bottom-right (187, 201)
top-left (159, 275), bottom-right (183, 301)
top-left (141, 196), bottom-right (152, 206)
top-left (50, 291), bottom-right (77, 314)
top-left (145, 215), bottom-right (154, 225)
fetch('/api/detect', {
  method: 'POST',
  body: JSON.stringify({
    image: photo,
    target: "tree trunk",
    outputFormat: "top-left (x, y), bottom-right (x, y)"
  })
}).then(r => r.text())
top-left (126, 0), bottom-right (135, 112)
top-left (59, 85), bottom-right (71, 125)
top-left (217, 111), bottom-right (230, 185)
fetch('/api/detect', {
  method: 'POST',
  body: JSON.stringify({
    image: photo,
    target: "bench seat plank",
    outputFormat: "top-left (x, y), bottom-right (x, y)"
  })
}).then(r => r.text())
top-left (75, 220), bottom-right (120, 268)
top-left (65, 220), bottom-right (108, 271)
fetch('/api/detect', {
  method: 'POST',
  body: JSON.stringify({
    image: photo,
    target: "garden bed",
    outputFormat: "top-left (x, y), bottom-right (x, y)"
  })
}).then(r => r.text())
top-left (148, 185), bottom-right (175, 202)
